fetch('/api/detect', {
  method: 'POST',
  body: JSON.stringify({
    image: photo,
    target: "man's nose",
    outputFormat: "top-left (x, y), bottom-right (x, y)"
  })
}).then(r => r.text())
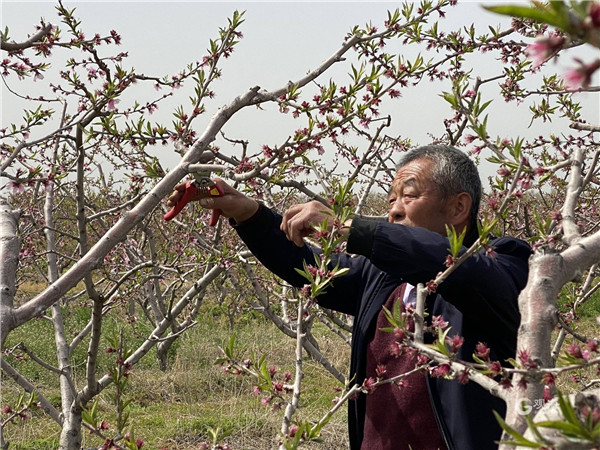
top-left (388, 198), bottom-right (405, 223)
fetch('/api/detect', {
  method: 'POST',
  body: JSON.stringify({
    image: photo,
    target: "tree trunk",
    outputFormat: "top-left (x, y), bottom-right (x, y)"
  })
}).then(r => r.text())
top-left (502, 249), bottom-right (561, 442)
top-left (157, 336), bottom-right (177, 371)
top-left (0, 199), bottom-right (20, 347)
top-left (58, 406), bottom-right (84, 450)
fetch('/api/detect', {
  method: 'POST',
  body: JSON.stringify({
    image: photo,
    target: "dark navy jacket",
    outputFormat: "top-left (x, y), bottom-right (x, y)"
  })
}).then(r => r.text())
top-left (234, 204), bottom-right (532, 450)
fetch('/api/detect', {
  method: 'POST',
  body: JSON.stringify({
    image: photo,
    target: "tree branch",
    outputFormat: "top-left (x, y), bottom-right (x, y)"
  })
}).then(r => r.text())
top-left (1, 24), bottom-right (52, 52)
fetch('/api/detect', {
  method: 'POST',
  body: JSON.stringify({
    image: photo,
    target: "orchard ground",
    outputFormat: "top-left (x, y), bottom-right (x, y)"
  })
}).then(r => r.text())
top-left (2, 283), bottom-right (599, 449)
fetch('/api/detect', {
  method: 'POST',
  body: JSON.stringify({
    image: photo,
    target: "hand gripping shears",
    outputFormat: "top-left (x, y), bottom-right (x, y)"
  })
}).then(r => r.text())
top-left (164, 174), bottom-right (224, 226)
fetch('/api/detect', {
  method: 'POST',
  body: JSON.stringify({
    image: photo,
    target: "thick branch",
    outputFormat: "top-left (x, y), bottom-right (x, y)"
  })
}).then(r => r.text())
top-left (1, 24), bottom-right (52, 52)
top-left (6, 86), bottom-right (264, 343)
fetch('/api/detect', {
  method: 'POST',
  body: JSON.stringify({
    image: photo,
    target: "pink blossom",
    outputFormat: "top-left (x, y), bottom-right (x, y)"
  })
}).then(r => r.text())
top-left (363, 377), bottom-right (377, 392)
top-left (426, 280), bottom-right (437, 293)
top-left (431, 315), bottom-right (449, 330)
top-left (524, 36), bottom-right (565, 68)
top-left (519, 178), bottom-right (532, 190)
top-left (393, 327), bottom-right (407, 341)
top-left (542, 372), bottom-right (555, 387)
top-left (464, 134), bottom-right (477, 144)
top-left (487, 197), bottom-right (499, 210)
top-left (518, 348), bottom-right (538, 369)
top-left (268, 365), bottom-right (277, 377)
top-left (497, 166), bottom-right (510, 177)
top-left (475, 342), bottom-right (490, 361)
top-left (389, 341), bottom-right (403, 357)
top-left (416, 355), bottom-right (429, 366)
top-left (447, 334), bottom-right (464, 353)
top-left (106, 98), bottom-right (120, 111)
top-left (488, 361), bottom-right (502, 377)
top-left (586, 339), bottom-right (599, 353)
top-left (299, 285), bottom-right (311, 298)
top-left (376, 364), bottom-right (387, 378)
top-left (564, 58), bottom-right (600, 89)
top-left (430, 363), bottom-right (451, 378)
top-left (8, 181), bottom-right (25, 194)
top-left (566, 342), bottom-right (584, 360)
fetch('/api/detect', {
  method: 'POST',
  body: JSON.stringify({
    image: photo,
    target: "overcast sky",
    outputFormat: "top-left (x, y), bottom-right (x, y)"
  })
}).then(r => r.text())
top-left (2, 1), bottom-right (599, 182)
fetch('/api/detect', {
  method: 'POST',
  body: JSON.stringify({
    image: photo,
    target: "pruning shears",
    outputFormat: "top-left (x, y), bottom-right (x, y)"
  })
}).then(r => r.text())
top-left (164, 174), bottom-right (224, 226)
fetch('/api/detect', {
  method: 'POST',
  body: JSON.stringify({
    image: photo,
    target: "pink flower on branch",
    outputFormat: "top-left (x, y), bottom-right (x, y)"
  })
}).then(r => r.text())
top-left (524, 36), bottom-right (565, 68)
top-left (106, 98), bottom-right (120, 111)
top-left (446, 334), bottom-right (464, 353)
top-left (475, 342), bottom-right (490, 361)
top-left (430, 363), bottom-right (451, 378)
top-left (8, 181), bottom-right (25, 193)
top-left (564, 58), bottom-right (600, 90)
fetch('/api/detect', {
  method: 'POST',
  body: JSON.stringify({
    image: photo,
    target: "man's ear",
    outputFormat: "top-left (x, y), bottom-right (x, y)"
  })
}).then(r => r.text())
top-left (450, 192), bottom-right (472, 227)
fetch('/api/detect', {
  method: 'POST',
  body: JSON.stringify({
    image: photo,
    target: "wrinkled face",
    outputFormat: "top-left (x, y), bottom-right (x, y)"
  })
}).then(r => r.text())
top-left (387, 158), bottom-right (454, 235)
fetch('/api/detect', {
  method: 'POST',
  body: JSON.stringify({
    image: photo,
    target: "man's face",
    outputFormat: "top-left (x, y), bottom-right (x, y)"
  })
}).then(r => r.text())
top-left (387, 158), bottom-right (455, 235)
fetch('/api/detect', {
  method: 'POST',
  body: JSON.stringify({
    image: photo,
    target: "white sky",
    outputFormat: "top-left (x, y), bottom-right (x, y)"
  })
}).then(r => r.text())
top-left (2, 1), bottom-right (599, 184)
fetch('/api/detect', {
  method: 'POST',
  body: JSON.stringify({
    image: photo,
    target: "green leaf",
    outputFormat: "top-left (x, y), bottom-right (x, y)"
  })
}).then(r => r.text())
top-left (445, 224), bottom-right (466, 257)
top-left (493, 410), bottom-right (540, 447)
top-left (557, 390), bottom-right (581, 426)
top-left (485, 3), bottom-right (570, 30)
top-left (535, 419), bottom-right (587, 437)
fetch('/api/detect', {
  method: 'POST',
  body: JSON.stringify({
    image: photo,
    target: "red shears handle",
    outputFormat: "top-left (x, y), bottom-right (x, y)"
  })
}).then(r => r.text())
top-left (164, 180), bottom-right (223, 226)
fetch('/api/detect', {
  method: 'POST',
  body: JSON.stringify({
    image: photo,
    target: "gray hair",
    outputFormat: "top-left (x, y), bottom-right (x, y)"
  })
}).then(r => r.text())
top-left (396, 145), bottom-right (482, 227)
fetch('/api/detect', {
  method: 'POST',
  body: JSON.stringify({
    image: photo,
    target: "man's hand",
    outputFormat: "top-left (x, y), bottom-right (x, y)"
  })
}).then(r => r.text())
top-left (167, 178), bottom-right (259, 224)
top-left (280, 201), bottom-right (335, 247)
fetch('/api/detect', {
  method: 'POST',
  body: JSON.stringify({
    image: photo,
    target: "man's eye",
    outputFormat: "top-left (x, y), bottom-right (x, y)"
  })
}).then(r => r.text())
top-left (388, 198), bottom-right (396, 204)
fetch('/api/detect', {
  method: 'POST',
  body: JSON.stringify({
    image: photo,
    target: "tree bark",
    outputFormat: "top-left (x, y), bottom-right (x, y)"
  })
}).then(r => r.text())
top-left (0, 200), bottom-right (20, 345)
top-left (502, 231), bottom-right (600, 447)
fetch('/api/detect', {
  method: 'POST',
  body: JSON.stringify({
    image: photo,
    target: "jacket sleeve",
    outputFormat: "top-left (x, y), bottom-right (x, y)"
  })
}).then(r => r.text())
top-left (347, 218), bottom-right (532, 323)
top-left (233, 204), bottom-right (371, 315)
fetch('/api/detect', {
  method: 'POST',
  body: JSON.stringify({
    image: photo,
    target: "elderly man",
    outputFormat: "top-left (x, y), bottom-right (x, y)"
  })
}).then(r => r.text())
top-left (168, 145), bottom-right (532, 450)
